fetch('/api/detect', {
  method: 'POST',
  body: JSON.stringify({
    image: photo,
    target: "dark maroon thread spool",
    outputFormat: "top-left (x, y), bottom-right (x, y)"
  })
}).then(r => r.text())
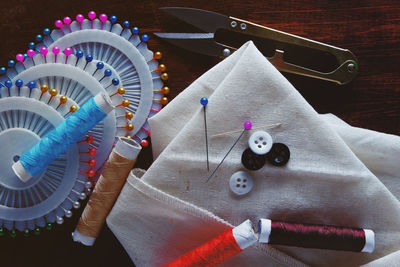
top-left (258, 219), bottom-right (374, 253)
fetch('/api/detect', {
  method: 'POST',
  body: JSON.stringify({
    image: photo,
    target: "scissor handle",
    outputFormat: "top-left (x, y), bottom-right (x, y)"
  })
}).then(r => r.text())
top-left (228, 17), bottom-right (358, 84)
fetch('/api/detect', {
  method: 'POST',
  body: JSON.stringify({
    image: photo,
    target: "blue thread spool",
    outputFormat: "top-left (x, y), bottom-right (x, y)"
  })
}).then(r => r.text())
top-left (12, 93), bottom-right (114, 182)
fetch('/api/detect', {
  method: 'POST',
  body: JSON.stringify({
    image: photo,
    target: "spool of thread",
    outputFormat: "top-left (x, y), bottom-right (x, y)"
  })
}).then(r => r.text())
top-left (12, 93), bottom-right (114, 182)
top-left (258, 219), bottom-right (375, 253)
top-left (72, 137), bottom-right (142, 246)
top-left (165, 219), bottom-right (257, 267)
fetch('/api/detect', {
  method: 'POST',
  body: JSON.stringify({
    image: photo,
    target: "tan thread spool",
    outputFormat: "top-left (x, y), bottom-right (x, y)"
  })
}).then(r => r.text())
top-left (73, 137), bottom-right (141, 245)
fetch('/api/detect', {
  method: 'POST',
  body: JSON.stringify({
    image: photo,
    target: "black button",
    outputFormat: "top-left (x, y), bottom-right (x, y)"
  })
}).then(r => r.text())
top-left (241, 148), bottom-right (266, 170)
top-left (267, 143), bottom-right (290, 166)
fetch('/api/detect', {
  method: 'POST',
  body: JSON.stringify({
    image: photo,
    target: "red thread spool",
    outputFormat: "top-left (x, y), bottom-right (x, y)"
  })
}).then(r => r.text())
top-left (165, 220), bottom-right (257, 267)
top-left (258, 219), bottom-right (375, 253)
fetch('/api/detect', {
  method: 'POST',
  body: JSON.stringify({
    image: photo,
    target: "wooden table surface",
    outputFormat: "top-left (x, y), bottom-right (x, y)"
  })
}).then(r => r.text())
top-left (0, 0), bottom-right (398, 266)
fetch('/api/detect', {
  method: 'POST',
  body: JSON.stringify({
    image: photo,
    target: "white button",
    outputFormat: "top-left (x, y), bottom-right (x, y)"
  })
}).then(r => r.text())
top-left (248, 131), bottom-right (273, 155)
top-left (229, 171), bottom-right (253, 196)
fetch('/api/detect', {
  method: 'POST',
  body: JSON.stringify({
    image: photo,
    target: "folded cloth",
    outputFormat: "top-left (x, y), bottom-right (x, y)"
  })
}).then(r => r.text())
top-left (107, 41), bottom-right (400, 266)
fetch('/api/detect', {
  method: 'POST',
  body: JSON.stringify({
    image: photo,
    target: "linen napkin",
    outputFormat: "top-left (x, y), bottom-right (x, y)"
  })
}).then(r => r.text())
top-left (107, 41), bottom-right (400, 266)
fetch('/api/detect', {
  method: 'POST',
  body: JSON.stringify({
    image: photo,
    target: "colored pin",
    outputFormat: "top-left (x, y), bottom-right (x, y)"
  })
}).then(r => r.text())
top-left (88, 11), bottom-right (96, 29)
top-left (116, 99), bottom-right (130, 107)
top-left (63, 16), bottom-right (72, 32)
top-left (16, 54), bottom-right (25, 69)
top-left (43, 28), bottom-right (54, 41)
top-left (48, 88), bottom-right (58, 104)
top-left (200, 97), bottom-right (210, 171)
top-left (152, 64), bottom-right (166, 73)
top-left (64, 47), bottom-right (73, 63)
top-left (137, 34), bottom-right (149, 47)
top-left (206, 121), bottom-right (252, 182)
top-left (55, 19), bottom-right (64, 34)
top-left (78, 135), bottom-right (94, 144)
top-left (153, 51), bottom-right (162, 61)
top-left (130, 27), bottom-right (139, 40)
top-left (15, 79), bottom-right (23, 95)
top-left (75, 50), bottom-right (84, 66)
top-left (56, 96), bottom-right (68, 109)
top-left (83, 54), bottom-right (93, 70)
top-left (27, 49), bottom-right (35, 65)
top-left (40, 47), bottom-right (48, 63)
top-left (99, 14), bottom-right (107, 30)
top-left (105, 78), bottom-right (119, 89)
top-left (99, 69), bottom-right (112, 82)
top-left (93, 62), bottom-right (104, 76)
top-left (76, 14), bottom-right (84, 30)
top-left (153, 96), bottom-right (168, 105)
top-left (154, 86), bottom-right (170, 95)
top-left (52, 46), bottom-right (60, 63)
top-left (160, 72), bottom-right (168, 81)
top-left (65, 105), bottom-right (78, 117)
top-left (110, 87), bottom-right (125, 97)
top-left (110, 15), bottom-right (117, 24)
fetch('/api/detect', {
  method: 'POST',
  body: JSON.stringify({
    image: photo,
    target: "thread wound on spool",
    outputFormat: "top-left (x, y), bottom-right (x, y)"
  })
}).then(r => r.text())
top-left (13, 93), bottom-right (113, 182)
top-left (73, 137), bottom-right (141, 245)
top-left (258, 219), bottom-right (374, 253)
top-left (165, 220), bottom-right (256, 266)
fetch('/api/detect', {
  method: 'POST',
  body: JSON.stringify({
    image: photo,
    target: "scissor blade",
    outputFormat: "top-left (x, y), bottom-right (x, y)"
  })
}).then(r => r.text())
top-left (154, 32), bottom-right (227, 57)
top-left (160, 7), bottom-right (229, 33)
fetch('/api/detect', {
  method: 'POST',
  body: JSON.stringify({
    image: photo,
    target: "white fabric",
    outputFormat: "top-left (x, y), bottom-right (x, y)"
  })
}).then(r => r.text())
top-left (107, 41), bottom-right (400, 266)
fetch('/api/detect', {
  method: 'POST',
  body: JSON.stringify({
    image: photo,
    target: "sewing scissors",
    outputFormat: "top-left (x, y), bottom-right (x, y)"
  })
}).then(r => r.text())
top-left (155, 7), bottom-right (358, 85)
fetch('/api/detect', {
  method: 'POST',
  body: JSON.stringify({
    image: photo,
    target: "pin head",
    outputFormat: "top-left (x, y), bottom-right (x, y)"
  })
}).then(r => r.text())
top-left (125, 111), bottom-right (133, 120)
top-left (117, 87), bottom-right (125, 95)
top-left (141, 139), bottom-right (149, 147)
top-left (35, 34), bottom-right (43, 42)
top-left (122, 20), bottom-right (130, 28)
top-left (16, 54), bottom-right (24, 63)
top-left (161, 73), bottom-right (168, 81)
top-left (124, 123), bottom-right (134, 131)
top-left (43, 28), bottom-right (51, 36)
top-left (110, 15), bottom-right (117, 23)
top-left (158, 64), bottom-right (166, 72)
top-left (88, 159), bottom-right (97, 168)
top-left (63, 16), bottom-right (72, 25)
top-left (52, 46), bottom-right (60, 55)
top-left (5, 80), bottom-right (12, 88)
top-left (76, 50), bottom-right (84, 58)
top-left (160, 97), bottom-right (168, 105)
top-left (64, 47), bottom-right (73, 56)
top-left (160, 86), bottom-right (170, 94)
top-left (0, 67), bottom-right (6, 75)
top-left (15, 79), bottom-right (23, 87)
top-left (76, 14), bottom-right (84, 23)
top-left (28, 42), bottom-right (36, 49)
top-left (141, 34), bottom-right (149, 42)
top-left (69, 105), bottom-right (78, 113)
top-left (49, 88), bottom-right (58, 96)
top-left (27, 81), bottom-right (36, 89)
top-left (87, 169), bottom-right (96, 178)
top-left (59, 96), bottom-right (67, 104)
top-left (40, 84), bottom-right (49, 93)
top-left (96, 62), bottom-right (104, 69)
top-left (104, 69), bottom-right (112, 77)
top-left (88, 11), bottom-right (96, 20)
top-left (27, 49), bottom-right (35, 58)
top-left (153, 51), bottom-right (162, 60)
top-left (86, 136), bottom-right (94, 144)
top-left (88, 147), bottom-right (97, 156)
top-left (8, 60), bottom-right (15, 68)
top-left (244, 121), bottom-right (252, 130)
top-left (40, 47), bottom-right (48, 56)
top-left (112, 78), bottom-right (119, 85)
top-left (55, 20), bottom-right (63, 29)
top-left (121, 99), bottom-right (130, 107)
top-left (99, 14), bottom-right (107, 23)
top-left (200, 97), bottom-right (208, 106)
top-left (85, 54), bottom-right (93, 62)
top-left (132, 27), bottom-right (139, 34)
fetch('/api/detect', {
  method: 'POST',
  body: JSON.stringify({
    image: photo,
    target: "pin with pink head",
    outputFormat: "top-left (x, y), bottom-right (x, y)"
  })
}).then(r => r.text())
top-left (88, 11), bottom-right (96, 29)
top-left (27, 49), bottom-right (35, 58)
top-left (63, 16), bottom-right (72, 31)
top-left (55, 19), bottom-right (64, 34)
top-left (64, 47), bottom-right (73, 63)
top-left (99, 13), bottom-right (107, 30)
top-left (76, 14), bottom-right (84, 29)
top-left (40, 47), bottom-right (48, 62)
top-left (16, 53), bottom-right (25, 68)
top-left (52, 46), bottom-right (61, 63)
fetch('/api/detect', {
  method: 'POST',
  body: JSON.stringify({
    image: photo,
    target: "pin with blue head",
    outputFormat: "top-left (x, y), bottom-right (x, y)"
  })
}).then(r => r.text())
top-left (35, 34), bottom-right (43, 42)
top-left (83, 54), bottom-right (93, 70)
top-left (99, 69), bottom-right (112, 82)
top-left (4, 79), bottom-right (12, 93)
top-left (8, 60), bottom-right (15, 68)
top-left (105, 78), bottom-right (119, 89)
top-left (0, 67), bottom-right (6, 76)
top-left (75, 50), bottom-right (84, 66)
top-left (93, 61), bottom-right (104, 76)
top-left (110, 15), bottom-right (117, 25)
top-left (137, 34), bottom-right (149, 47)
top-left (206, 120), bottom-right (252, 182)
top-left (15, 79), bottom-right (23, 95)
top-left (132, 27), bottom-right (139, 35)
top-left (28, 42), bottom-right (35, 50)
top-left (121, 20), bottom-right (130, 36)
top-left (43, 28), bottom-right (54, 42)
top-left (27, 81), bottom-right (36, 97)
top-left (200, 97), bottom-right (209, 171)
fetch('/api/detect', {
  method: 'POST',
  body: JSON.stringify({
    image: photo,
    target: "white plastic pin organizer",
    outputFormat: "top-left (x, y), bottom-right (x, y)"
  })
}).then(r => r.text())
top-left (0, 11), bottom-right (169, 234)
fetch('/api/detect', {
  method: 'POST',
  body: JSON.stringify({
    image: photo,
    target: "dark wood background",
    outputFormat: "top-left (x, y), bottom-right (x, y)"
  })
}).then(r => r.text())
top-left (0, 0), bottom-right (398, 266)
